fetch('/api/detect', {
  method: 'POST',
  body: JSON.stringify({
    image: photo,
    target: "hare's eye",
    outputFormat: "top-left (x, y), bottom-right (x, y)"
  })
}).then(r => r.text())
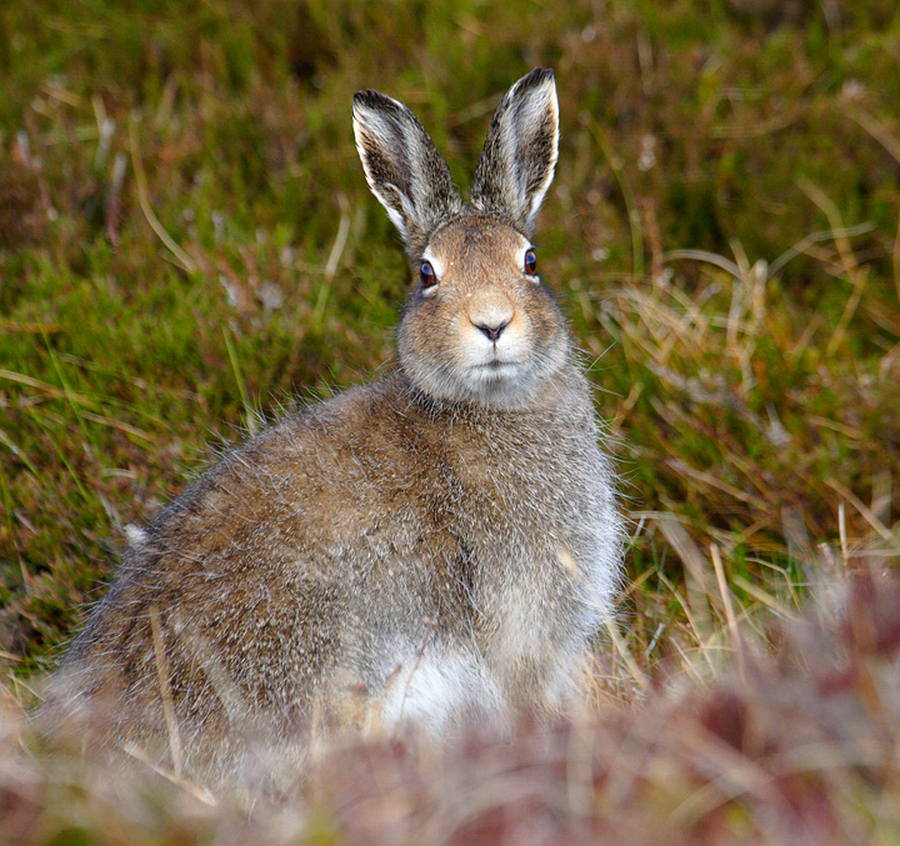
top-left (419, 260), bottom-right (437, 288)
top-left (524, 248), bottom-right (538, 275)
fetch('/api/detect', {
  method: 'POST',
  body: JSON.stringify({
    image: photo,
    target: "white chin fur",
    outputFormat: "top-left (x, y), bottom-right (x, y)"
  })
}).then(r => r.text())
top-left (435, 359), bottom-right (548, 408)
top-left (466, 362), bottom-right (524, 386)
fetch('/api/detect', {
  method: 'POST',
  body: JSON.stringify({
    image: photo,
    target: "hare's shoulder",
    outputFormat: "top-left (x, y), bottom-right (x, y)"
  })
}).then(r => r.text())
top-left (134, 378), bottom-right (422, 558)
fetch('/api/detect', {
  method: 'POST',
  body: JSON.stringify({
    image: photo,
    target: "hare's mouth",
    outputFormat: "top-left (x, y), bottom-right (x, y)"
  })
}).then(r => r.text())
top-left (471, 360), bottom-right (523, 381)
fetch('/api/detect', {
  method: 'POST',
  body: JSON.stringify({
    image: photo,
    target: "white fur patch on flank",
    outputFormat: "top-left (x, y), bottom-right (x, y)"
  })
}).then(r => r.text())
top-left (380, 649), bottom-right (505, 735)
top-left (124, 524), bottom-right (148, 547)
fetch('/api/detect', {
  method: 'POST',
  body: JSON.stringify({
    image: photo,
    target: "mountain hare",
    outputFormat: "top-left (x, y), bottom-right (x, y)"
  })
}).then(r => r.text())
top-left (45, 68), bottom-right (622, 783)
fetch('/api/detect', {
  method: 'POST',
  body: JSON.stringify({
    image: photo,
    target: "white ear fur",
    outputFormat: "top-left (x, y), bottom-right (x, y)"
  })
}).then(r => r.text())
top-left (470, 68), bottom-right (559, 233)
top-left (352, 90), bottom-right (462, 256)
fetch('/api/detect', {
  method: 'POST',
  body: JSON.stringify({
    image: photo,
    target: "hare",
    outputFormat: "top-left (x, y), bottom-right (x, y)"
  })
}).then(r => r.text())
top-left (43, 68), bottom-right (623, 784)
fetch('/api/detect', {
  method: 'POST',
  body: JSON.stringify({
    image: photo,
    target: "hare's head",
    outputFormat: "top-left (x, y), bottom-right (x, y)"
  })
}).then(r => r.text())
top-left (353, 69), bottom-right (569, 409)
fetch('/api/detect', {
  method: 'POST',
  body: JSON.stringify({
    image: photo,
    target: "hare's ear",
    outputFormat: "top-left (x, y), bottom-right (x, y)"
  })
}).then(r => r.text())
top-left (353, 90), bottom-right (462, 255)
top-left (470, 68), bottom-right (559, 234)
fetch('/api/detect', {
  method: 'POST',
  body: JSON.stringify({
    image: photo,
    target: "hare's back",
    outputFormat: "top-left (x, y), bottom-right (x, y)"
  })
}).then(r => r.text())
top-left (103, 379), bottom-right (423, 594)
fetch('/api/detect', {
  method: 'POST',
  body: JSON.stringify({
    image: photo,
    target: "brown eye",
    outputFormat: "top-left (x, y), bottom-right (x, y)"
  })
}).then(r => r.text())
top-left (419, 260), bottom-right (437, 288)
top-left (524, 248), bottom-right (537, 275)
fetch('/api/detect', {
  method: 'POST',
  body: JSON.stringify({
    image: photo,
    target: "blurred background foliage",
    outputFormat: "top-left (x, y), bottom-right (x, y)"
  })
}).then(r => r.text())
top-left (0, 0), bottom-right (897, 674)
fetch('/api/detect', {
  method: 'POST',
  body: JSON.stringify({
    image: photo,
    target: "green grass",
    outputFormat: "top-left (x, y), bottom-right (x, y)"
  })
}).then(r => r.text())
top-left (0, 0), bottom-right (898, 839)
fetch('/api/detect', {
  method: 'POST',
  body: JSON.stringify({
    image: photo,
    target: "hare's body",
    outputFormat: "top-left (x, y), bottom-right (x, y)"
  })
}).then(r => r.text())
top-left (57, 366), bottom-right (617, 772)
top-left (46, 69), bottom-right (622, 782)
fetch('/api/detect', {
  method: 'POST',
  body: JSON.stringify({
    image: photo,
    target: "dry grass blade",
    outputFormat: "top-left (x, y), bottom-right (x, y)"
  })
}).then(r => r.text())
top-left (768, 221), bottom-right (875, 277)
top-left (825, 478), bottom-right (894, 544)
top-left (128, 116), bottom-right (197, 274)
top-left (663, 248), bottom-right (742, 279)
top-left (148, 605), bottom-right (182, 780)
top-left (78, 410), bottom-right (155, 442)
top-left (710, 544), bottom-right (745, 681)
top-left (844, 106), bottom-right (900, 165)
top-left (603, 616), bottom-right (650, 692)
top-left (0, 368), bottom-right (154, 440)
top-left (0, 367), bottom-right (97, 408)
top-left (121, 743), bottom-right (218, 807)
top-left (655, 513), bottom-right (714, 640)
top-left (798, 180), bottom-right (870, 357)
top-left (730, 575), bottom-right (800, 622)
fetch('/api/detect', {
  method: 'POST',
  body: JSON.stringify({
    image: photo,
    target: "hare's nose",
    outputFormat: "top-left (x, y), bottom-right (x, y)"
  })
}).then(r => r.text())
top-left (474, 319), bottom-right (510, 342)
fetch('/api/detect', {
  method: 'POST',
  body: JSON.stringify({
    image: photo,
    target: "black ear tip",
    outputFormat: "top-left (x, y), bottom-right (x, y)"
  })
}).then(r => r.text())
top-left (352, 89), bottom-right (410, 122)
top-left (519, 67), bottom-right (555, 89)
top-left (353, 89), bottom-right (385, 109)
